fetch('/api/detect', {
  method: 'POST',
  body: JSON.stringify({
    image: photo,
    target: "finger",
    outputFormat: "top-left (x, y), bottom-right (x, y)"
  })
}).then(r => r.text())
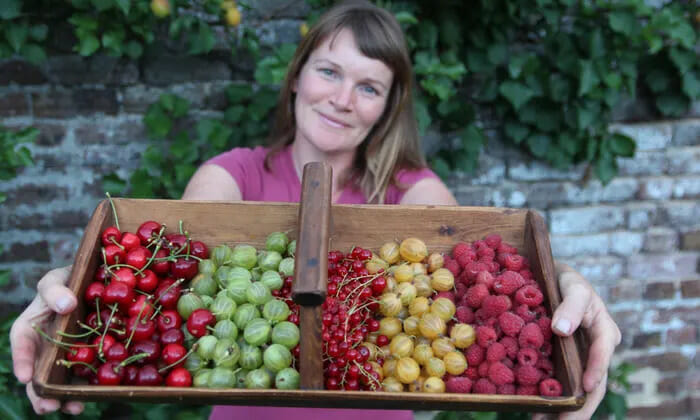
top-left (37, 266), bottom-right (77, 314)
top-left (582, 311), bottom-right (620, 392)
top-left (559, 372), bottom-right (608, 420)
top-left (552, 271), bottom-right (591, 336)
top-left (10, 302), bottom-right (41, 383)
top-left (26, 381), bottom-right (60, 415)
top-left (62, 401), bottom-right (84, 415)
top-left (532, 413), bottom-right (556, 420)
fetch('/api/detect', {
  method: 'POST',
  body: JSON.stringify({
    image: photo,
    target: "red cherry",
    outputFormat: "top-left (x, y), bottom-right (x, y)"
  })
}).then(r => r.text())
top-left (190, 241), bottom-right (209, 259)
top-left (344, 378), bottom-right (360, 390)
top-left (91, 334), bottom-right (116, 354)
top-left (326, 377), bottom-right (340, 390)
top-left (66, 345), bottom-right (96, 365)
top-left (160, 328), bottom-right (185, 346)
top-left (165, 234), bottom-right (188, 252)
top-left (123, 365), bottom-right (140, 385)
top-left (84, 282), bottom-right (105, 306)
top-left (359, 249), bottom-right (372, 261)
top-left (97, 361), bottom-right (124, 385)
top-left (103, 281), bottom-right (135, 307)
top-left (94, 265), bottom-right (109, 283)
top-left (101, 226), bottom-right (121, 247)
top-left (137, 221), bottom-right (162, 246)
top-left (376, 334), bottom-right (389, 347)
top-left (161, 343), bottom-right (187, 368)
top-left (186, 308), bottom-right (215, 338)
top-left (367, 318), bottom-right (380, 332)
top-left (288, 313), bottom-right (299, 325)
top-left (170, 258), bottom-right (198, 280)
top-left (151, 249), bottom-right (170, 275)
top-left (371, 276), bottom-right (387, 295)
top-left (154, 278), bottom-right (181, 309)
top-left (104, 244), bottom-right (126, 265)
top-left (357, 345), bottom-right (370, 363)
top-left (126, 315), bottom-right (157, 342)
top-left (347, 364), bottom-right (360, 379)
top-left (111, 267), bottom-right (137, 289)
top-left (120, 232), bottom-right (141, 251)
top-left (128, 295), bottom-right (154, 319)
top-left (136, 364), bottom-right (163, 386)
top-left (104, 342), bottom-right (128, 362)
top-left (129, 340), bottom-right (161, 365)
top-left (165, 367), bottom-right (191, 387)
top-left (157, 309), bottom-right (182, 332)
top-left (126, 246), bottom-right (152, 271)
top-left (136, 269), bottom-right (158, 293)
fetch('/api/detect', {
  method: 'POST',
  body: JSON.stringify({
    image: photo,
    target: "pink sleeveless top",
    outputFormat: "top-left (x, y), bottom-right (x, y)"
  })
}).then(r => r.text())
top-left (205, 145), bottom-right (435, 420)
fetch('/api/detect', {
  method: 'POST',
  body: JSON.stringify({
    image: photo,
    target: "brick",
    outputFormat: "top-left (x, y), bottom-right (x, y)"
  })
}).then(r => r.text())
top-left (609, 279), bottom-right (644, 303)
top-left (609, 122), bottom-right (672, 151)
top-left (0, 59), bottom-right (47, 84)
top-left (667, 146), bottom-right (700, 175)
top-left (681, 230), bottom-right (700, 250)
top-left (680, 279), bottom-right (700, 298)
top-left (643, 227), bottom-right (679, 253)
top-left (661, 201), bottom-right (700, 228)
top-left (672, 176), bottom-right (700, 199)
top-left (524, 182), bottom-right (567, 208)
top-left (46, 54), bottom-right (139, 85)
top-left (550, 233), bottom-right (609, 258)
top-left (453, 185), bottom-right (491, 206)
top-left (0, 269), bottom-right (20, 293)
top-left (3, 184), bottom-right (70, 207)
top-left (0, 92), bottom-right (29, 116)
top-left (632, 331), bottom-right (662, 348)
top-left (637, 177), bottom-right (674, 200)
top-left (627, 253), bottom-right (699, 280)
top-left (627, 397), bottom-right (691, 418)
top-left (508, 160), bottom-right (586, 181)
top-left (454, 153), bottom-right (506, 186)
top-left (610, 231), bottom-right (644, 256)
top-left (73, 119), bottom-right (146, 146)
top-left (255, 19), bottom-right (304, 47)
top-left (643, 281), bottom-right (676, 300)
top-left (654, 306), bottom-right (700, 324)
top-left (0, 241), bottom-right (50, 263)
top-left (625, 352), bottom-right (691, 372)
top-left (671, 119), bottom-right (700, 146)
top-left (666, 326), bottom-right (697, 346)
top-left (618, 150), bottom-right (668, 176)
top-left (560, 256), bottom-right (624, 285)
top-left (247, 1), bottom-right (311, 19)
top-left (627, 202), bottom-right (659, 230)
top-left (550, 206), bottom-right (624, 234)
top-left (143, 55), bottom-right (231, 86)
top-left (563, 178), bottom-right (639, 205)
top-left (32, 88), bottom-right (118, 117)
top-left (8, 209), bottom-right (90, 231)
top-left (657, 374), bottom-right (686, 394)
top-left (610, 95), bottom-right (657, 121)
top-left (33, 123), bottom-right (67, 146)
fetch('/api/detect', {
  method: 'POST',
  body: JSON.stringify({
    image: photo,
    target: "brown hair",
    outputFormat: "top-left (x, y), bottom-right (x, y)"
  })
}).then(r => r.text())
top-left (264, 0), bottom-right (425, 203)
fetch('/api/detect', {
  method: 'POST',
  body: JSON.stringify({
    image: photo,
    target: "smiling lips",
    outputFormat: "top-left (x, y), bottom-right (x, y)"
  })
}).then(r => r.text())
top-left (317, 111), bottom-right (351, 129)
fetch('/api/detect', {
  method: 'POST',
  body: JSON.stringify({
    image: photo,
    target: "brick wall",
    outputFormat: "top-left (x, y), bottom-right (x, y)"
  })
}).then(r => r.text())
top-left (1, 3), bottom-right (699, 418)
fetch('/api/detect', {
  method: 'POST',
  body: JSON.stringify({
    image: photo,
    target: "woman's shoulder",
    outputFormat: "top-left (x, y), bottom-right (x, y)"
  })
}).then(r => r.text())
top-left (206, 146), bottom-right (269, 166)
top-left (384, 166), bottom-right (440, 204)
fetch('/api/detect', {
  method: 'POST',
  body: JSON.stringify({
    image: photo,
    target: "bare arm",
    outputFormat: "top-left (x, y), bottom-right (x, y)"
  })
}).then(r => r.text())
top-left (181, 164), bottom-right (243, 201)
top-left (399, 177), bottom-right (458, 205)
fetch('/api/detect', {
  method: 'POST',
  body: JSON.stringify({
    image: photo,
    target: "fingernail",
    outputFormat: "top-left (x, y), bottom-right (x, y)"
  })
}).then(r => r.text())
top-left (554, 318), bottom-right (571, 334)
top-left (56, 297), bottom-right (72, 312)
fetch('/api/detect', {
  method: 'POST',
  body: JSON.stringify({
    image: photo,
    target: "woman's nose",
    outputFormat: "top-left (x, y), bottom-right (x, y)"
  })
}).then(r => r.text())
top-left (330, 82), bottom-right (353, 111)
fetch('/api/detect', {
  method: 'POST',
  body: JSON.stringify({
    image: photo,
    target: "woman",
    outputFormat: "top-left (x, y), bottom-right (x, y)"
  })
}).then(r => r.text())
top-left (10, 2), bottom-right (620, 419)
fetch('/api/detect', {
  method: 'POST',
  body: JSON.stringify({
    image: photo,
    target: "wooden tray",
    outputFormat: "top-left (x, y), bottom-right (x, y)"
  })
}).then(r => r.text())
top-left (35, 164), bottom-right (586, 413)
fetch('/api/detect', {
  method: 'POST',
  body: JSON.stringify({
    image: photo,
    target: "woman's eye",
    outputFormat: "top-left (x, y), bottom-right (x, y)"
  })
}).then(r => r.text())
top-left (360, 85), bottom-right (378, 95)
top-left (319, 68), bottom-right (336, 77)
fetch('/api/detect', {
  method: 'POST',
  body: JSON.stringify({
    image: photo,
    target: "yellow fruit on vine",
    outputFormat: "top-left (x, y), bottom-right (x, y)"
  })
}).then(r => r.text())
top-left (389, 334), bottom-right (415, 358)
top-left (383, 358), bottom-right (398, 378)
top-left (407, 375), bottom-right (425, 392)
top-left (430, 268), bottom-right (454, 291)
top-left (423, 376), bottom-right (446, 393)
top-left (443, 351), bottom-right (467, 375)
top-left (410, 262), bottom-right (427, 276)
top-left (430, 297), bottom-right (456, 322)
top-left (150, 0), bottom-right (171, 18)
top-left (413, 275), bottom-right (433, 297)
top-left (394, 264), bottom-right (414, 283)
top-left (400, 238), bottom-right (428, 262)
top-left (415, 335), bottom-right (431, 346)
top-left (379, 317), bottom-right (402, 338)
top-left (380, 242), bottom-right (400, 264)
top-left (425, 357), bottom-right (446, 378)
top-left (431, 337), bottom-right (455, 358)
top-left (403, 315), bottom-right (420, 336)
top-left (365, 255), bottom-right (389, 274)
top-left (382, 376), bottom-right (404, 392)
top-left (369, 361), bottom-right (384, 380)
top-left (396, 357), bottom-right (421, 384)
top-left (409, 296), bottom-right (430, 317)
top-left (220, 0), bottom-right (236, 10)
top-left (363, 342), bottom-right (380, 361)
top-left (225, 7), bottom-right (241, 27)
top-left (412, 343), bottom-right (433, 365)
top-left (379, 293), bottom-right (402, 317)
top-left (396, 282), bottom-right (417, 306)
top-left (300, 22), bottom-right (309, 37)
top-left (427, 253), bottom-right (444, 272)
top-left (450, 323), bottom-right (476, 349)
top-left (418, 312), bottom-right (446, 339)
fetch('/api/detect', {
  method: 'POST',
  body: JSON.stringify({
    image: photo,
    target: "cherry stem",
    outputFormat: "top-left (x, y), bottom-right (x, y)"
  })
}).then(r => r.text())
top-left (77, 321), bottom-right (124, 337)
top-left (151, 278), bottom-right (184, 308)
top-left (119, 352), bottom-right (151, 367)
top-left (109, 237), bottom-right (125, 250)
top-left (108, 262), bottom-right (142, 272)
top-left (57, 359), bottom-right (97, 374)
top-left (98, 304), bottom-right (119, 357)
top-left (136, 230), bottom-right (165, 275)
top-left (95, 298), bottom-right (102, 327)
top-left (105, 192), bottom-right (120, 231)
top-left (146, 224), bottom-right (167, 250)
top-left (149, 303), bottom-right (164, 321)
top-left (56, 328), bottom-right (94, 339)
top-left (32, 324), bottom-right (97, 350)
top-left (125, 296), bottom-right (151, 349)
top-left (354, 360), bottom-right (381, 390)
top-left (158, 343), bottom-right (198, 373)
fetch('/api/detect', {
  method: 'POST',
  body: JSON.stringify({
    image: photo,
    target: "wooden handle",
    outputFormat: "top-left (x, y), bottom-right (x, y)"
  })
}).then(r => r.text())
top-left (292, 162), bottom-right (332, 306)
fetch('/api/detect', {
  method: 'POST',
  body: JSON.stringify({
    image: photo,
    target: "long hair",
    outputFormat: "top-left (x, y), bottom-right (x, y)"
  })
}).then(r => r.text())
top-left (264, 0), bottom-right (425, 203)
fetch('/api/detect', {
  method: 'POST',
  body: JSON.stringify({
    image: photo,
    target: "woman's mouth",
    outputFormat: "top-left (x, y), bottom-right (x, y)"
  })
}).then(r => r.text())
top-left (317, 111), bottom-right (351, 129)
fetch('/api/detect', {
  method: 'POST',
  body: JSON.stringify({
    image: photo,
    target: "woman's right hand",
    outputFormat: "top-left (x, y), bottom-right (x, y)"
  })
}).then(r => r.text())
top-left (10, 266), bottom-right (85, 415)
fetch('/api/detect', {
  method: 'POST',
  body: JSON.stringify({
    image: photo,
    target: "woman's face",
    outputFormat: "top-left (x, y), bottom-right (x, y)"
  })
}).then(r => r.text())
top-left (293, 28), bottom-right (394, 156)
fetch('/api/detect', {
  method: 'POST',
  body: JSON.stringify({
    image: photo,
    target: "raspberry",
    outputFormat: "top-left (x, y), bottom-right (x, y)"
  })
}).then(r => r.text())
top-left (503, 254), bottom-right (525, 272)
top-left (474, 308), bottom-right (488, 324)
top-left (488, 361), bottom-right (514, 385)
top-left (515, 304), bottom-right (537, 322)
top-left (519, 269), bottom-right (533, 280)
top-left (493, 271), bottom-right (525, 295)
top-left (455, 282), bottom-right (468, 298)
top-left (498, 311), bottom-right (525, 337)
top-left (516, 347), bottom-right (539, 366)
top-left (496, 252), bottom-right (511, 267)
top-left (455, 305), bottom-right (475, 324)
top-left (497, 242), bottom-right (517, 255)
top-left (482, 295), bottom-right (512, 318)
top-left (473, 378), bottom-right (497, 394)
top-left (477, 361), bottom-right (490, 377)
top-left (476, 326), bottom-right (498, 347)
top-left (475, 271), bottom-right (495, 290)
top-left (457, 270), bottom-right (470, 286)
top-left (486, 342), bottom-right (506, 362)
top-left (539, 378), bottom-right (563, 397)
top-left (540, 341), bottom-right (553, 357)
top-left (434, 290), bottom-right (455, 303)
top-left (537, 316), bottom-right (553, 340)
top-left (487, 261), bottom-right (500, 273)
top-left (501, 357), bottom-right (514, 368)
top-left (444, 257), bottom-right (461, 277)
top-left (464, 261), bottom-right (489, 280)
top-left (464, 366), bottom-right (479, 381)
top-left (452, 242), bottom-right (471, 260)
top-left (536, 358), bottom-right (554, 377)
top-left (519, 322), bottom-right (545, 349)
top-left (465, 284), bottom-right (489, 308)
top-left (516, 385), bottom-right (539, 395)
top-left (477, 246), bottom-right (495, 261)
top-left (465, 344), bottom-right (485, 366)
top-left (499, 336), bottom-right (519, 359)
top-left (497, 383), bottom-right (516, 395)
top-left (515, 364), bottom-right (542, 386)
top-left (473, 240), bottom-right (488, 251)
top-left (484, 234), bottom-right (502, 249)
top-left (445, 376), bottom-right (473, 393)
top-left (514, 285), bottom-right (544, 307)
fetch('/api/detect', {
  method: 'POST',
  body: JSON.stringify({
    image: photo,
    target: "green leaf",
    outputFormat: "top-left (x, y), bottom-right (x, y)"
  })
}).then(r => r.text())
top-left (603, 72), bottom-right (622, 90)
top-left (5, 21), bottom-right (28, 52)
top-left (187, 23), bottom-right (215, 55)
top-left (668, 21), bottom-right (696, 50)
top-left (527, 134), bottom-right (550, 158)
top-left (594, 156), bottom-right (617, 185)
top-left (508, 54), bottom-right (530, 79)
top-left (224, 105), bottom-right (245, 123)
top-left (645, 69), bottom-right (669, 93)
top-left (144, 107), bottom-right (172, 139)
top-left (414, 96), bottom-right (431, 136)
top-left (114, 0), bottom-right (130, 15)
top-left (669, 48), bottom-right (695, 75)
top-left (20, 43), bottom-right (46, 64)
top-left (225, 84), bottom-right (253, 103)
top-left (578, 60), bottom-right (599, 96)
top-left (577, 102), bottom-right (599, 129)
top-left (101, 172), bottom-right (126, 195)
top-left (589, 28), bottom-right (605, 59)
top-left (0, 270), bottom-right (10, 287)
top-left (124, 41), bottom-right (143, 59)
top-left (487, 43), bottom-right (507, 65)
top-left (430, 157), bottom-right (451, 181)
top-left (0, 394), bottom-right (26, 420)
top-left (460, 124), bottom-right (484, 153)
top-left (394, 11), bottom-right (418, 25)
top-left (681, 71), bottom-right (699, 99)
top-left (0, 0), bottom-right (21, 19)
top-left (656, 93), bottom-right (688, 117)
top-left (466, 49), bottom-right (492, 73)
top-left (0, 192), bottom-right (6, 204)
top-left (91, 0), bottom-right (113, 12)
top-left (606, 390), bottom-right (627, 420)
top-left (77, 35), bottom-right (99, 56)
top-left (609, 133), bottom-right (635, 157)
top-left (29, 24), bottom-right (48, 42)
top-left (548, 74), bottom-right (570, 102)
top-left (608, 11), bottom-right (636, 37)
top-left (499, 81), bottom-right (535, 110)
top-left (558, 132), bottom-right (578, 156)
top-left (504, 121), bottom-right (529, 144)
top-left (129, 168), bottom-right (156, 198)
top-left (172, 97), bottom-right (190, 119)
top-left (101, 31), bottom-right (122, 53)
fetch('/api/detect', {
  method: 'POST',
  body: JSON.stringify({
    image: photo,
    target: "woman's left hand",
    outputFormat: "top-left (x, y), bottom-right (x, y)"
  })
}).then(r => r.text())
top-left (534, 262), bottom-right (622, 420)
